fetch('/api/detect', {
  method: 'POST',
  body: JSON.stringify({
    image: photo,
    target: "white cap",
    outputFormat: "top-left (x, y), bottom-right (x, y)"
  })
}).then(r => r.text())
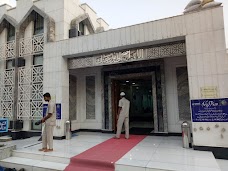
top-left (120, 92), bottom-right (125, 96)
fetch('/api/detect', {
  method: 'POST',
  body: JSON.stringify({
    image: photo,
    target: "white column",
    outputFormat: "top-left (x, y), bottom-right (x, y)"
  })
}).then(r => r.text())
top-left (186, 8), bottom-right (228, 148)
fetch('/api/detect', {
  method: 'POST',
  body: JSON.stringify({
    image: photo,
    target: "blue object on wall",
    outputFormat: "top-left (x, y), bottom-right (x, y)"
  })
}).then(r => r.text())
top-left (43, 104), bottom-right (48, 117)
top-left (0, 166), bottom-right (5, 171)
top-left (43, 103), bottom-right (61, 119)
top-left (0, 118), bottom-right (8, 133)
top-left (191, 98), bottom-right (228, 122)
top-left (56, 103), bottom-right (61, 120)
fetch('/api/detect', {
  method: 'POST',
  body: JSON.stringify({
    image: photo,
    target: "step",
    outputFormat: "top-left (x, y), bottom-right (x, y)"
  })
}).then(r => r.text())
top-left (68, 157), bottom-right (114, 170)
top-left (0, 157), bottom-right (68, 171)
top-left (0, 145), bottom-right (16, 160)
top-left (0, 136), bottom-right (12, 142)
top-left (12, 150), bottom-right (70, 164)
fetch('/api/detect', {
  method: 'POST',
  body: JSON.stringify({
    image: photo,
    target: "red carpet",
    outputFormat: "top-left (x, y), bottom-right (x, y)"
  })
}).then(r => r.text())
top-left (64, 135), bottom-right (146, 171)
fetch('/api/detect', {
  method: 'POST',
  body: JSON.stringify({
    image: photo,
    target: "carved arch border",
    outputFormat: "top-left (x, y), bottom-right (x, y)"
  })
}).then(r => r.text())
top-left (0, 14), bottom-right (18, 35)
top-left (18, 5), bottom-right (55, 42)
top-left (71, 13), bottom-right (95, 35)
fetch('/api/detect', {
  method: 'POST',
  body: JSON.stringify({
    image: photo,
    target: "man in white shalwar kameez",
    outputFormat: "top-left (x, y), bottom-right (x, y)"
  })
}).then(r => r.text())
top-left (115, 92), bottom-right (130, 139)
top-left (39, 93), bottom-right (56, 152)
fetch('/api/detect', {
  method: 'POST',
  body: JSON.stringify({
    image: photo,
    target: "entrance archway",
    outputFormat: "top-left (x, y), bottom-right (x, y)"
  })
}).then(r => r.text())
top-left (103, 59), bottom-right (167, 133)
top-left (111, 73), bottom-right (156, 135)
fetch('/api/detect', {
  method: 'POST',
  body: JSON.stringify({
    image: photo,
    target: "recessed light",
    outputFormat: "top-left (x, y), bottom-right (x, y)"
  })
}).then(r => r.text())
top-left (126, 81), bottom-right (129, 83)
top-left (132, 83), bottom-right (136, 85)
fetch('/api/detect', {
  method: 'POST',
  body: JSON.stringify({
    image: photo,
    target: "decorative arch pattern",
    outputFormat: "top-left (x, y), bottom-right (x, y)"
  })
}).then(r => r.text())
top-left (18, 5), bottom-right (55, 42)
top-left (71, 13), bottom-right (95, 35)
top-left (0, 14), bottom-right (17, 35)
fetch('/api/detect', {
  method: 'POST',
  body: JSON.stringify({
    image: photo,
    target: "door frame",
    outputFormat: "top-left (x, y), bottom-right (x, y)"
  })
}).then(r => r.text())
top-left (111, 79), bottom-right (120, 132)
top-left (102, 60), bottom-right (168, 133)
top-left (109, 72), bottom-right (158, 132)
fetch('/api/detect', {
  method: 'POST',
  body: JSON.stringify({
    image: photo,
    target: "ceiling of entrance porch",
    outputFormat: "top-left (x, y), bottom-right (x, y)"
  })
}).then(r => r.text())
top-left (111, 74), bottom-right (152, 81)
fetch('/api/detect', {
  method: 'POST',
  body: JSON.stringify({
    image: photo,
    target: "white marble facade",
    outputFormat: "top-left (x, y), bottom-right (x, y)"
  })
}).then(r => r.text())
top-left (45, 6), bottom-right (227, 148)
top-left (0, 0), bottom-right (108, 135)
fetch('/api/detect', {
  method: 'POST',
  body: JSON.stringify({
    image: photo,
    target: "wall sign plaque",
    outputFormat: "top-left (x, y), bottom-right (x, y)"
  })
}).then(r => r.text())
top-left (200, 86), bottom-right (218, 98)
top-left (191, 98), bottom-right (228, 122)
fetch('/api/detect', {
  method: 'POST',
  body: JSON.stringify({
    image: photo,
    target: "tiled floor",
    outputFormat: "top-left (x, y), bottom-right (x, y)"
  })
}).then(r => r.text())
top-left (116, 136), bottom-right (221, 171)
top-left (1, 132), bottom-right (228, 171)
top-left (12, 132), bottom-right (113, 158)
top-left (217, 159), bottom-right (228, 171)
top-left (3, 136), bottom-right (42, 149)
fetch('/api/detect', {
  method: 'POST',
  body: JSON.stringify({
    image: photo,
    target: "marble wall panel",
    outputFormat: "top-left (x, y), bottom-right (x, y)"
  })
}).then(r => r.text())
top-left (86, 76), bottom-right (95, 119)
top-left (69, 75), bottom-right (76, 120)
top-left (176, 66), bottom-right (191, 121)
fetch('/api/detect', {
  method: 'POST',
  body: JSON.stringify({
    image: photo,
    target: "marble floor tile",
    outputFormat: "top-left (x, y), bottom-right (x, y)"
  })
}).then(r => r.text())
top-left (146, 161), bottom-right (220, 171)
top-left (116, 158), bottom-right (149, 168)
top-left (150, 153), bottom-right (219, 169)
top-left (217, 159), bottom-right (228, 171)
top-left (1, 133), bottom-right (221, 171)
top-left (1, 157), bottom-right (40, 166)
top-left (155, 147), bottom-right (214, 158)
top-left (32, 161), bottom-right (68, 170)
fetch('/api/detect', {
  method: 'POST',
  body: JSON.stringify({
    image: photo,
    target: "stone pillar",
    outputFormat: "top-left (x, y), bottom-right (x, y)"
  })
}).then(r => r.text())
top-left (185, 7), bottom-right (228, 149)
top-left (43, 42), bottom-right (69, 138)
top-left (12, 30), bottom-right (19, 130)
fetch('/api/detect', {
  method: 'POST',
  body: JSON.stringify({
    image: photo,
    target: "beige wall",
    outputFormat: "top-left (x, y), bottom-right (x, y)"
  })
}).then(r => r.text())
top-left (165, 56), bottom-right (188, 133)
top-left (222, 1), bottom-right (228, 47)
top-left (70, 67), bottom-right (103, 131)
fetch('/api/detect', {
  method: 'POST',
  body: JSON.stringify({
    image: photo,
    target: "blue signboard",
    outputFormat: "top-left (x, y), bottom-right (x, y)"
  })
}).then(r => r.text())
top-left (43, 103), bottom-right (61, 119)
top-left (43, 104), bottom-right (48, 117)
top-left (56, 103), bottom-right (61, 120)
top-left (191, 98), bottom-right (228, 122)
top-left (0, 119), bottom-right (8, 133)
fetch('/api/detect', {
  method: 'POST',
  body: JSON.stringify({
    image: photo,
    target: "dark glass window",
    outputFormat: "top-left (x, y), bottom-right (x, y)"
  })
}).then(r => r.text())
top-left (33, 55), bottom-right (43, 66)
top-left (6, 60), bottom-right (13, 69)
top-left (7, 23), bottom-right (15, 41)
top-left (33, 12), bottom-right (44, 35)
top-left (78, 22), bottom-right (85, 36)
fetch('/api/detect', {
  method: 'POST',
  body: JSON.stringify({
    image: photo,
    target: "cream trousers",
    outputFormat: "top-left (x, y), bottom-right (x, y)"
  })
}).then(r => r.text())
top-left (116, 116), bottom-right (129, 139)
top-left (42, 125), bottom-right (54, 149)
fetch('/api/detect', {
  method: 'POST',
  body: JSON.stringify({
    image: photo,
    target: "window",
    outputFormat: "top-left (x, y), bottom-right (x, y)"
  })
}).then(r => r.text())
top-left (6, 60), bottom-right (13, 69)
top-left (31, 120), bottom-right (42, 131)
top-left (33, 55), bottom-right (43, 66)
top-left (33, 12), bottom-right (44, 35)
top-left (78, 22), bottom-right (85, 36)
top-left (7, 23), bottom-right (15, 41)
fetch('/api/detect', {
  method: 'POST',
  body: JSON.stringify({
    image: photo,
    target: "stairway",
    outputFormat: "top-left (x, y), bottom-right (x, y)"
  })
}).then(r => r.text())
top-left (0, 150), bottom-right (69, 171)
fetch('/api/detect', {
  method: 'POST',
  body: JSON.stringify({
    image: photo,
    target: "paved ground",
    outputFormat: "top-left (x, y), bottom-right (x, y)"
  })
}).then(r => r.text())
top-left (217, 159), bottom-right (228, 171)
top-left (1, 132), bottom-right (228, 171)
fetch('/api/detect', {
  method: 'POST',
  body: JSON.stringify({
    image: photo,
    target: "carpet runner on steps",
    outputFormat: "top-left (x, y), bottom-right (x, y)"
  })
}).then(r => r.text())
top-left (64, 135), bottom-right (146, 171)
